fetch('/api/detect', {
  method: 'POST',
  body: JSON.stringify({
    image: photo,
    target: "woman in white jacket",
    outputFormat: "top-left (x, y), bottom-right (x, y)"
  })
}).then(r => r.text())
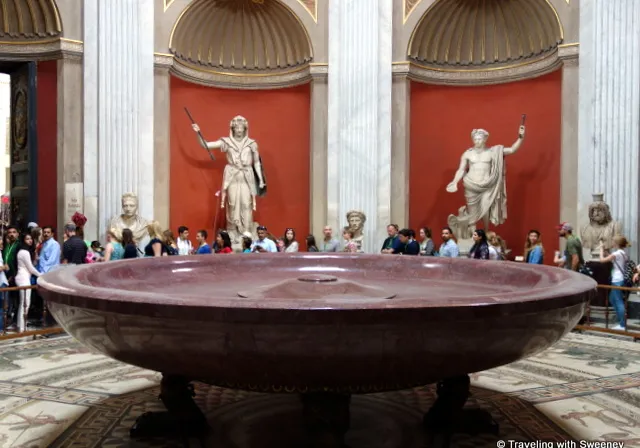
top-left (16, 233), bottom-right (41, 332)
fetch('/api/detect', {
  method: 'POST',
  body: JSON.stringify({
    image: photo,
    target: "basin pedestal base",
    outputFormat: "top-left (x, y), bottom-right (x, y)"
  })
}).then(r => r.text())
top-left (423, 375), bottom-right (499, 447)
top-left (301, 392), bottom-right (351, 447)
top-left (130, 375), bottom-right (208, 439)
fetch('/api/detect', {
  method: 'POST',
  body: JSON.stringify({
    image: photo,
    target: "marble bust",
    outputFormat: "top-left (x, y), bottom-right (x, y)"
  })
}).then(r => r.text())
top-left (580, 193), bottom-right (622, 256)
top-left (193, 115), bottom-right (266, 243)
top-left (446, 125), bottom-right (525, 235)
top-left (109, 192), bottom-right (149, 243)
top-left (346, 210), bottom-right (366, 252)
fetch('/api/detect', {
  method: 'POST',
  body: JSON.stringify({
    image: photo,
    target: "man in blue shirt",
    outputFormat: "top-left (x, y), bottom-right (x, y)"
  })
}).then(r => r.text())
top-left (438, 227), bottom-right (460, 258)
top-left (251, 226), bottom-right (277, 253)
top-left (195, 230), bottom-right (213, 254)
top-left (38, 226), bottom-right (61, 273)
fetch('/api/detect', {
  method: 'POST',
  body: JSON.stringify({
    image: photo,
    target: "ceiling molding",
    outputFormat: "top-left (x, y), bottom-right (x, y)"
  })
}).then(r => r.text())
top-left (170, 57), bottom-right (312, 90)
top-left (0, 38), bottom-right (81, 61)
top-left (407, 50), bottom-right (563, 86)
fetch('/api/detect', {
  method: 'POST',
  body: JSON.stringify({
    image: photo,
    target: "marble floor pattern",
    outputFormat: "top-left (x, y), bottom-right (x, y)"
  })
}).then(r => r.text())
top-left (0, 332), bottom-right (637, 447)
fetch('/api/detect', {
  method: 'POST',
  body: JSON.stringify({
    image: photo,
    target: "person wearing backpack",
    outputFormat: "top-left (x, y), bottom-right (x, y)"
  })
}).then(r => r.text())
top-left (599, 235), bottom-right (632, 331)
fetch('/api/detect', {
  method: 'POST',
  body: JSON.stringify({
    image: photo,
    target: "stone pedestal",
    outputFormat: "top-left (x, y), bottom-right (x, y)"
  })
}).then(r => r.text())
top-left (578, 0), bottom-right (640, 260)
top-left (83, 0), bottom-right (155, 241)
top-left (327, 0), bottom-right (392, 253)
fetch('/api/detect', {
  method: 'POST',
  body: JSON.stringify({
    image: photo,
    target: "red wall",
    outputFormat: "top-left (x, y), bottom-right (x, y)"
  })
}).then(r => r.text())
top-left (36, 60), bottom-right (57, 228)
top-left (169, 77), bottom-right (311, 242)
top-left (409, 70), bottom-right (562, 263)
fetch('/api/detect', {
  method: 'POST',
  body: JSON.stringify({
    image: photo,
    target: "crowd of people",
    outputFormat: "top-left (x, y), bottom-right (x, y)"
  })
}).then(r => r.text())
top-left (1, 214), bottom-right (636, 333)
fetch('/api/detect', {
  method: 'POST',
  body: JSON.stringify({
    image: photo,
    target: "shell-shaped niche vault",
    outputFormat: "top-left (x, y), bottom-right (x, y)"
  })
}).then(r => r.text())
top-left (170, 0), bottom-right (313, 87)
top-left (407, 0), bottom-right (563, 84)
top-left (0, 0), bottom-right (62, 40)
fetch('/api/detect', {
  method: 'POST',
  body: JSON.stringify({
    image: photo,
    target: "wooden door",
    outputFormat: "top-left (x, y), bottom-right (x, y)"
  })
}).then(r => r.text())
top-left (9, 62), bottom-right (38, 229)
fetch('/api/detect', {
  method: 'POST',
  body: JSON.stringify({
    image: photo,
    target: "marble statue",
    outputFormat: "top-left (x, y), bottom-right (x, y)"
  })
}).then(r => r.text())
top-left (447, 206), bottom-right (475, 240)
top-left (193, 116), bottom-right (266, 242)
top-left (346, 210), bottom-right (366, 252)
top-left (446, 125), bottom-right (525, 235)
top-left (581, 193), bottom-right (623, 256)
top-left (109, 192), bottom-right (149, 243)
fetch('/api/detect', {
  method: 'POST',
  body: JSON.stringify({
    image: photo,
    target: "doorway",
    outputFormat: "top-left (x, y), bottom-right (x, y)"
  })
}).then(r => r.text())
top-left (0, 62), bottom-right (38, 230)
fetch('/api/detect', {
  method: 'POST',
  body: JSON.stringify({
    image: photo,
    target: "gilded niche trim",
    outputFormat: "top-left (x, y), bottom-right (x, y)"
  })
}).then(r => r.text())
top-left (296, 0), bottom-right (317, 22)
top-left (0, 0), bottom-right (62, 41)
top-left (164, 0), bottom-right (175, 12)
top-left (404, 0), bottom-right (423, 23)
top-left (408, 0), bottom-right (563, 70)
top-left (169, 0), bottom-right (313, 73)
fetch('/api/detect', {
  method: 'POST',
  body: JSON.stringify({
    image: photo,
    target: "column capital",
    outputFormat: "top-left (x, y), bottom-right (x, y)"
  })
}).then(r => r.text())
top-left (60, 38), bottom-right (84, 61)
top-left (392, 62), bottom-right (410, 78)
top-left (154, 53), bottom-right (174, 71)
top-left (558, 43), bottom-right (579, 67)
top-left (310, 63), bottom-right (328, 79)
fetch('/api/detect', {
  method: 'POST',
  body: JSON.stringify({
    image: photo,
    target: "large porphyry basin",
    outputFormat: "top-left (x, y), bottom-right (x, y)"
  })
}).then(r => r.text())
top-left (38, 254), bottom-right (596, 393)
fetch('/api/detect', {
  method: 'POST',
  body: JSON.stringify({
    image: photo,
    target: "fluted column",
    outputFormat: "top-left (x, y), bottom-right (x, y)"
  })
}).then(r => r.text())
top-left (327, 0), bottom-right (393, 253)
top-left (391, 65), bottom-right (411, 227)
top-left (83, 0), bottom-right (155, 240)
top-left (57, 54), bottom-right (83, 240)
top-left (578, 0), bottom-right (640, 259)
top-left (309, 66), bottom-right (329, 238)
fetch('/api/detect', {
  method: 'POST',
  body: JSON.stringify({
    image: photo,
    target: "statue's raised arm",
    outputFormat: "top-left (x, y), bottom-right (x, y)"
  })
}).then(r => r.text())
top-left (192, 124), bottom-right (224, 150)
top-left (446, 153), bottom-right (469, 193)
top-left (504, 125), bottom-right (526, 155)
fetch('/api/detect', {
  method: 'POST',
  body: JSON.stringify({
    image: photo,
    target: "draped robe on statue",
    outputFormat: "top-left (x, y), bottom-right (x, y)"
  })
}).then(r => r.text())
top-left (220, 136), bottom-right (259, 235)
top-left (450, 145), bottom-right (507, 231)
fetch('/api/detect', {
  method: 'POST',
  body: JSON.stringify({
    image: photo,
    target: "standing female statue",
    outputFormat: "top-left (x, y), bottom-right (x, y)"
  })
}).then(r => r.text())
top-left (192, 116), bottom-right (266, 242)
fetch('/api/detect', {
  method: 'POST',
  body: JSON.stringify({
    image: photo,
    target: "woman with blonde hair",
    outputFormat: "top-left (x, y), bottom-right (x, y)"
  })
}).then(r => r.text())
top-left (103, 229), bottom-right (125, 261)
top-left (599, 235), bottom-right (630, 330)
top-left (486, 231), bottom-right (506, 260)
top-left (524, 230), bottom-right (544, 264)
top-left (144, 221), bottom-right (168, 257)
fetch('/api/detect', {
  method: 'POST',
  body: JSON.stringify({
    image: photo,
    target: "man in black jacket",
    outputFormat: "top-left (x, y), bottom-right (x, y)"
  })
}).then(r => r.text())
top-left (394, 228), bottom-right (420, 255)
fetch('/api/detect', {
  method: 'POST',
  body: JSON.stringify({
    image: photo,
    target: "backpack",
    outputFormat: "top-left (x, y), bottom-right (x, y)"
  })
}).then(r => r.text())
top-left (613, 253), bottom-right (637, 287)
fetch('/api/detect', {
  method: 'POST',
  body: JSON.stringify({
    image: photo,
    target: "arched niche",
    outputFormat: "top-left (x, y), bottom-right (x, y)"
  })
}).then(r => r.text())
top-left (405, 0), bottom-right (564, 85)
top-left (168, 0), bottom-right (314, 89)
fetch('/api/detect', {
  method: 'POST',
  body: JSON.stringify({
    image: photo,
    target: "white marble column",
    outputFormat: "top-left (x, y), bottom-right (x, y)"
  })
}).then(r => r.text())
top-left (327, 0), bottom-right (393, 253)
top-left (309, 66), bottom-right (329, 238)
top-left (83, 0), bottom-right (155, 240)
top-left (578, 0), bottom-right (640, 260)
top-left (559, 46), bottom-right (579, 237)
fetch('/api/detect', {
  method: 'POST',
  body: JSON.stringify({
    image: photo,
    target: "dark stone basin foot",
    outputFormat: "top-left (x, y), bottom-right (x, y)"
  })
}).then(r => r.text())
top-left (301, 392), bottom-right (352, 448)
top-left (130, 374), bottom-right (208, 439)
top-left (423, 375), bottom-right (499, 447)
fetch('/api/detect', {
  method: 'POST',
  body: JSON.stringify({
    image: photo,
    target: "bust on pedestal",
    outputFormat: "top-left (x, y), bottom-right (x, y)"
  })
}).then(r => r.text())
top-left (109, 192), bottom-right (150, 251)
top-left (580, 193), bottom-right (623, 259)
top-left (445, 125), bottom-right (525, 255)
top-left (345, 210), bottom-right (366, 253)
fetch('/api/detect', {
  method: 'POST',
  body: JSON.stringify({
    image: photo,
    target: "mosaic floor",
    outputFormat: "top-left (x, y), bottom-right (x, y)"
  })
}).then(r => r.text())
top-left (0, 332), bottom-right (638, 447)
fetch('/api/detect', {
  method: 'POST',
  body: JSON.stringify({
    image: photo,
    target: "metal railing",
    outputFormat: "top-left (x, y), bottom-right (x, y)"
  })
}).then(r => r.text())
top-left (574, 284), bottom-right (640, 341)
top-left (0, 284), bottom-right (64, 340)
top-left (1, 283), bottom-right (637, 342)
